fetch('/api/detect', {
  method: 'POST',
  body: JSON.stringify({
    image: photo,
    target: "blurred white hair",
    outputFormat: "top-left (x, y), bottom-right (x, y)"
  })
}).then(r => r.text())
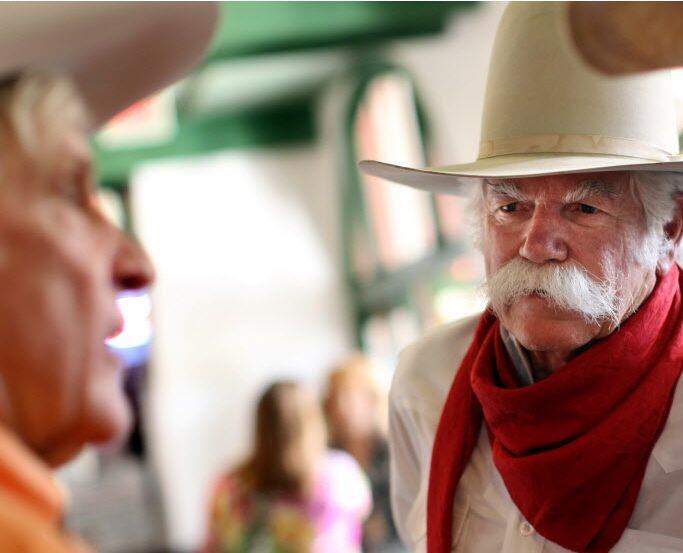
top-left (0, 71), bottom-right (91, 167)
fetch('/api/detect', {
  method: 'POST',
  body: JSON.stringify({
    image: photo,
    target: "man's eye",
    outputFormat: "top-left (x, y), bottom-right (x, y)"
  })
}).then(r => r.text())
top-left (579, 203), bottom-right (598, 214)
top-left (57, 161), bottom-right (93, 207)
top-left (500, 203), bottom-right (518, 213)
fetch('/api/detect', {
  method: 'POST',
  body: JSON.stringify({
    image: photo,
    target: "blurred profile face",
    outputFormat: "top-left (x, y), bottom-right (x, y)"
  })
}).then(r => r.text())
top-left (0, 103), bottom-right (154, 466)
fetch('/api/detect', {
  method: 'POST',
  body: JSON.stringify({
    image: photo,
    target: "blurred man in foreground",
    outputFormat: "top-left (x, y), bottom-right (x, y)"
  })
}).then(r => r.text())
top-left (361, 2), bottom-right (683, 552)
top-left (0, 4), bottom-right (216, 550)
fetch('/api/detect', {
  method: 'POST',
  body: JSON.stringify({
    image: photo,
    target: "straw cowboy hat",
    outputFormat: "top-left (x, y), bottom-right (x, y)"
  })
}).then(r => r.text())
top-left (359, 2), bottom-right (683, 196)
top-left (0, 2), bottom-right (217, 127)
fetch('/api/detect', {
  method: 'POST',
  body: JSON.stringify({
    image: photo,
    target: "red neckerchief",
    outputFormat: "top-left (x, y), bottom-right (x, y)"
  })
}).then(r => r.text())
top-left (427, 265), bottom-right (683, 553)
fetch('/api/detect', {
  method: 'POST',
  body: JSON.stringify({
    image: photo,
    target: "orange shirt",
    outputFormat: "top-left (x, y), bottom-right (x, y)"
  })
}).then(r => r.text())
top-left (0, 424), bottom-right (92, 552)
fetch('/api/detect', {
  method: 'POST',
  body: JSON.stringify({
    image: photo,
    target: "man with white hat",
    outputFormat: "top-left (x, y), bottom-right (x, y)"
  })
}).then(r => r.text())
top-left (0, 4), bottom-right (215, 551)
top-left (361, 3), bottom-right (683, 552)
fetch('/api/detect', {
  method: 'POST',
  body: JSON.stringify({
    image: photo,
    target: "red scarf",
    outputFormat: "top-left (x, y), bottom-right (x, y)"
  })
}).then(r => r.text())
top-left (427, 265), bottom-right (683, 553)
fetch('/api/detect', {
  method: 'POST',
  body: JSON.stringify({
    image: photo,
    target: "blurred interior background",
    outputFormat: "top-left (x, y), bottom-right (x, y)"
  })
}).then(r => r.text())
top-left (53, 2), bottom-right (683, 552)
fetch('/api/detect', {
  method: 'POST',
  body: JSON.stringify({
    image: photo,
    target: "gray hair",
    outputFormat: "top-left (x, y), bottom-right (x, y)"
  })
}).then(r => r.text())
top-left (469, 171), bottom-right (683, 272)
top-left (630, 171), bottom-right (683, 270)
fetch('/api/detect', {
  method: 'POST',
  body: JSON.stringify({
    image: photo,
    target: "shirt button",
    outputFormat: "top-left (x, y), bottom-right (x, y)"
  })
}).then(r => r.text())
top-left (519, 521), bottom-right (535, 536)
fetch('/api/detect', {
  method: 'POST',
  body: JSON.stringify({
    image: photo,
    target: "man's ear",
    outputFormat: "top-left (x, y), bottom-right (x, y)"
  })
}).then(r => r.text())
top-left (660, 195), bottom-right (683, 273)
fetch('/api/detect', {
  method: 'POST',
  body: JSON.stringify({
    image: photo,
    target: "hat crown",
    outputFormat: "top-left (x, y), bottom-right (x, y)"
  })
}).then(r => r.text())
top-left (479, 2), bottom-right (679, 161)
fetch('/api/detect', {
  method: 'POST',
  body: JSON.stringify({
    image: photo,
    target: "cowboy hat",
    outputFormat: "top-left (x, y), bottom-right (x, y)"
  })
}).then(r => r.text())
top-left (0, 2), bottom-right (218, 127)
top-left (359, 2), bottom-right (683, 196)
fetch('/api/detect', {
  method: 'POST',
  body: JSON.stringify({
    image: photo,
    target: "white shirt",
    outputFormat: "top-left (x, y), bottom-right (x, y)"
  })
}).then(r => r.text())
top-left (389, 314), bottom-right (683, 552)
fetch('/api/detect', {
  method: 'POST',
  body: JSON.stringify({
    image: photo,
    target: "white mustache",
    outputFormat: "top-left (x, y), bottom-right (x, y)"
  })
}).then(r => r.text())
top-left (484, 257), bottom-right (621, 326)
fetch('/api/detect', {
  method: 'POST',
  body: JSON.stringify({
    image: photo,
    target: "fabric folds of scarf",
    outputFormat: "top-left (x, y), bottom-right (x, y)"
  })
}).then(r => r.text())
top-left (427, 265), bottom-right (683, 553)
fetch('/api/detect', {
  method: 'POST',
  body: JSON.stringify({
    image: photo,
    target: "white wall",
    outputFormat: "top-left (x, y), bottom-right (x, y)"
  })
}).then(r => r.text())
top-left (131, 146), bottom-right (352, 549)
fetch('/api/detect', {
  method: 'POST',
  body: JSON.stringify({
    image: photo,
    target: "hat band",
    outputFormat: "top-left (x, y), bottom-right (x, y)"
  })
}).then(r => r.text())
top-left (478, 134), bottom-right (676, 162)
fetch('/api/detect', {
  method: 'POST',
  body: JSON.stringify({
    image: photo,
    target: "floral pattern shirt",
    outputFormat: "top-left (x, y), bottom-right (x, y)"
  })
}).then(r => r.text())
top-left (204, 450), bottom-right (371, 553)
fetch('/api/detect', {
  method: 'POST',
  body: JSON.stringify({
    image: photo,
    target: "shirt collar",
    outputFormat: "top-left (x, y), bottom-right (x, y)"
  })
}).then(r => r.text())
top-left (499, 325), bottom-right (535, 386)
top-left (652, 375), bottom-right (683, 473)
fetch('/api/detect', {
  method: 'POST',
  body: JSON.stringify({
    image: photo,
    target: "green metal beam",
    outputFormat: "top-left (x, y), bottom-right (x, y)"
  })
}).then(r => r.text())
top-left (352, 242), bottom-right (468, 317)
top-left (94, 101), bottom-right (315, 189)
top-left (207, 1), bottom-right (477, 61)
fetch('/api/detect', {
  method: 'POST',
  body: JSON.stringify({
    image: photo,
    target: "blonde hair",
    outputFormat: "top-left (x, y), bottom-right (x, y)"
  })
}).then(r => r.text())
top-left (0, 71), bottom-right (91, 170)
top-left (322, 354), bottom-right (386, 444)
top-left (238, 381), bottom-right (326, 499)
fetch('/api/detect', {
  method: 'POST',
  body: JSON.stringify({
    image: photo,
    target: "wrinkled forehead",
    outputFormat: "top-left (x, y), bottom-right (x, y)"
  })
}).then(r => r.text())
top-left (483, 172), bottom-right (631, 203)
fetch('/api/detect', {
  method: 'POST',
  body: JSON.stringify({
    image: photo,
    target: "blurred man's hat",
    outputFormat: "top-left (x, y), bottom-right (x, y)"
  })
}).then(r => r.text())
top-left (359, 2), bottom-right (683, 196)
top-left (0, 2), bottom-right (217, 127)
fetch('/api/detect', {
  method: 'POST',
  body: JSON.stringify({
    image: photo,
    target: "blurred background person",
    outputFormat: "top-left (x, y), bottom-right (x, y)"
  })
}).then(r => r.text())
top-left (323, 356), bottom-right (403, 553)
top-left (204, 381), bottom-right (371, 553)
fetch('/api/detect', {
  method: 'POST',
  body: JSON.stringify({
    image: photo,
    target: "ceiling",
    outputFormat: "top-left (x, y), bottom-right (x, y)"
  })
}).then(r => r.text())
top-left (94, 1), bottom-right (478, 187)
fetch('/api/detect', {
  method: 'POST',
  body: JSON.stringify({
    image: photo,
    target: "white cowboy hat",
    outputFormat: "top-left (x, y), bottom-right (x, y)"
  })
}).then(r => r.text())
top-left (359, 2), bottom-right (683, 196)
top-left (0, 2), bottom-right (218, 127)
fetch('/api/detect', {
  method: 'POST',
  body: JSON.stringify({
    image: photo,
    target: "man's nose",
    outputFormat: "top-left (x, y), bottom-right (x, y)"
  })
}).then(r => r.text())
top-left (113, 232), bottom-right (155, 291)
top-left (518, 206), bottom-right (568, 264)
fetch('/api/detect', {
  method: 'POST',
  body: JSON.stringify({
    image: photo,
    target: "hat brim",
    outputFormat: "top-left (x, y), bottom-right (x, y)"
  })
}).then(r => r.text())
top-left (0, 2), bottom-right (218, 127)
top-left (359, 154), bottom-right (683, 196)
